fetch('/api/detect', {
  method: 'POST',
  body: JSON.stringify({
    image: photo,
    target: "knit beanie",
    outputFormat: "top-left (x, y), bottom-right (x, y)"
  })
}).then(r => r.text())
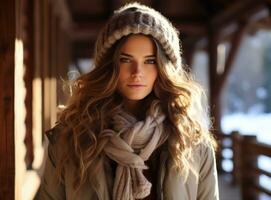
top-left (94, 2), bottom-right (182, 68)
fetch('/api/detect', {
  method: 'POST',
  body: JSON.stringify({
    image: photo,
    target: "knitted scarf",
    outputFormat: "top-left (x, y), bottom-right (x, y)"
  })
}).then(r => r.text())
top-left (103, 102), bottom-right (167, 200)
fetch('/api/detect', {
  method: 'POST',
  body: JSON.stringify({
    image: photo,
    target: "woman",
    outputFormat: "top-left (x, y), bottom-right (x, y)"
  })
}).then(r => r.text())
top-left (38, 2), bottom-right (219, 200)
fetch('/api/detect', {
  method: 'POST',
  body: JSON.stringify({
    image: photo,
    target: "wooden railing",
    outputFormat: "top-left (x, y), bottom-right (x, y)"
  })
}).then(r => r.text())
top-left (217, 131), bottom-right (271, 200)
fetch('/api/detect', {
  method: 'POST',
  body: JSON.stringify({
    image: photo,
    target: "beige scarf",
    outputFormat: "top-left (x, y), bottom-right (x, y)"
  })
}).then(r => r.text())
top-left (103, 102), bottom-right (167, 200)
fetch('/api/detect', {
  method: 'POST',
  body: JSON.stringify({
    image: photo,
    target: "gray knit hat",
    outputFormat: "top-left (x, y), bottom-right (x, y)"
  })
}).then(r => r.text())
top-left (94, 2), bottom-right (182, 68)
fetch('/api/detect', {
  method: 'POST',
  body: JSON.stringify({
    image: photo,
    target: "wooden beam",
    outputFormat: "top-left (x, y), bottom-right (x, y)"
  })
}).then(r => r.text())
top-left (195, 0), bottom-right (219, 16)
top-left (174, 22), bottom-right (207, 36)
top-left (70, 20), bottom-right (207, 41)
top-left (216, 23), bottom-right (247, 94)
top-left (211, 0), bottom-right (267, 29)
top-left (0, 0), bottom-right (15, 199)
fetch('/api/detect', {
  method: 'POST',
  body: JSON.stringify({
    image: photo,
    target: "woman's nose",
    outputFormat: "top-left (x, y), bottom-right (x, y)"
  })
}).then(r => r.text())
top-left (131, 62), bottom-right (142, 75)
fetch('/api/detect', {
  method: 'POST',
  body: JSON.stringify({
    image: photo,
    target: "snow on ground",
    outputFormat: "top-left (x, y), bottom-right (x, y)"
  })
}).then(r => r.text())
top-left (222, 113), bottom-right (271, 144)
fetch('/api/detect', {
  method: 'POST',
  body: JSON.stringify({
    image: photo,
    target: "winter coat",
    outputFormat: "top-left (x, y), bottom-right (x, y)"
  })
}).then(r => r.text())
top-left (36, 126), bottom-right (219, 200)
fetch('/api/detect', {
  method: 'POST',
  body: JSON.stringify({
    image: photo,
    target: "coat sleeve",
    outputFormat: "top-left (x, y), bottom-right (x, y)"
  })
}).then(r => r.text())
top-left (36, 128), bottom-right (66, 200)
top-left (197, 144), bottom-right (220, 200)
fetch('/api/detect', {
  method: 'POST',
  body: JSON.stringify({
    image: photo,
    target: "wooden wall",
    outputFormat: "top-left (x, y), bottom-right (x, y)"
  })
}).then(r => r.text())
top-left (0, 1), bottom-right (15, 199)
top-left (0, 0), bottom-right (71, 199)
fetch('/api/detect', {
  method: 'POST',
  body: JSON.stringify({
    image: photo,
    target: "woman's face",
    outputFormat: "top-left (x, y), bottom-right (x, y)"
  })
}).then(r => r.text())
top-left (116, 34), bottom-right (158, 103)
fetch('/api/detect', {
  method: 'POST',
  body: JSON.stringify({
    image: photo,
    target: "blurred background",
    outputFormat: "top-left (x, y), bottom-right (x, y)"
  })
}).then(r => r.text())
top-left (0, 0), bottom-right (271, 199)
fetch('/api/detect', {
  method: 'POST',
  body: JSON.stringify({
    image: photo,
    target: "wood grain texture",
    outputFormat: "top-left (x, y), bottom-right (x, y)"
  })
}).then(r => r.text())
top-left (0, 1), bottom-right (15, 199)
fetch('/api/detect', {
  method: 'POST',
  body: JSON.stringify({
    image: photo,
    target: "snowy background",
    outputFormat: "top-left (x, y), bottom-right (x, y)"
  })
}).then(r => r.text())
top-left (192, 29), bottom-right (271, 199)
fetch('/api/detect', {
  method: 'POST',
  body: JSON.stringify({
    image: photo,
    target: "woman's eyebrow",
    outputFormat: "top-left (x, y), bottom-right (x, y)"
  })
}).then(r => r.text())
top-left (120, 53), bottom-right (156, 58)
top-left (145, 55), bottom-right (156, 58)
top-left (120, 53), bottom-right (133, 57)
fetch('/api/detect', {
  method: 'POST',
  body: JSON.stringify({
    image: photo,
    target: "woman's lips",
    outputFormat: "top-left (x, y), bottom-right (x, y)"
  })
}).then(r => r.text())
top-left (127, 84), bottom-right (146, 88)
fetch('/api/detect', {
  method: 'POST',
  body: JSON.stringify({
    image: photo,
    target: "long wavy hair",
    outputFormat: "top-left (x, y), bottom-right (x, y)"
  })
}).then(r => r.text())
top-left (57, 34), bottom-right (216, 190)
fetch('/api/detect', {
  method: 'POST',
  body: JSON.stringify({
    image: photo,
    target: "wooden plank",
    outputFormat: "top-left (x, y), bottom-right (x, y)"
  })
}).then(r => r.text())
top-left (254, 184), bottom-right (271, 196)
top-left (250, 141), bottom-right (271, 157)
top-left (0, 1), bottom-right (15, 199)
top-left (255, 168), bottom-right (271, 178)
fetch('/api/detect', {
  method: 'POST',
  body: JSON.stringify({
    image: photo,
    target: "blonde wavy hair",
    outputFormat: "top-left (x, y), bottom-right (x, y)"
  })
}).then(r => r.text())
top-left (57, 34), bottom-right (216, 190)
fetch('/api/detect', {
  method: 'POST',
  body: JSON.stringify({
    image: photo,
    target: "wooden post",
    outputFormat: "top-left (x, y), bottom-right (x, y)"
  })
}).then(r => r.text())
top-left (208, 28), bottom-right (223, 172)
top-left (240, 135), bottom-right (259, 200)
top-left (182, 41), bottom-right (195, 69)
top-left (0, 1), bottom-right (15, 199)
top-left (208, 28), bottom-right (220, 130)
top-left (23, 0), bottom-right (34, 170)
top-left (208, 23), bottom-right (246, 173)
top-left (42, 0), bottom-right (54, 132)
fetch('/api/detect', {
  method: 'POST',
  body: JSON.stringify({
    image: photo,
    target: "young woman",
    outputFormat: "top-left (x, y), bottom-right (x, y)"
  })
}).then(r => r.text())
top-left (38, 2), bottom-right (219, 200)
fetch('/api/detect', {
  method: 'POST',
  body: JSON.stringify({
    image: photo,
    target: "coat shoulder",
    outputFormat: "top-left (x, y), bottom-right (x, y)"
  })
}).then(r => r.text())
top-left (45, 123), bottom-right (69, 167)
top-left (45, 123), bottom-right (66, 145)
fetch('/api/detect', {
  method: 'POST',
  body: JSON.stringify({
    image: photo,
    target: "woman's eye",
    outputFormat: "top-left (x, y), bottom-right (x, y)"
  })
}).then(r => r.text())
top-left (119, 57), bottom-right (131, 63)
top-left (145, 59), bottom-right (156, 64)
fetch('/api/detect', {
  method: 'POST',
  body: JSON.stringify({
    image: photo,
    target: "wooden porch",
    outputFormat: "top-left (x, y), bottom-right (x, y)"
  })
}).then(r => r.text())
top-left (1, 0), bottom-right (271, 199)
